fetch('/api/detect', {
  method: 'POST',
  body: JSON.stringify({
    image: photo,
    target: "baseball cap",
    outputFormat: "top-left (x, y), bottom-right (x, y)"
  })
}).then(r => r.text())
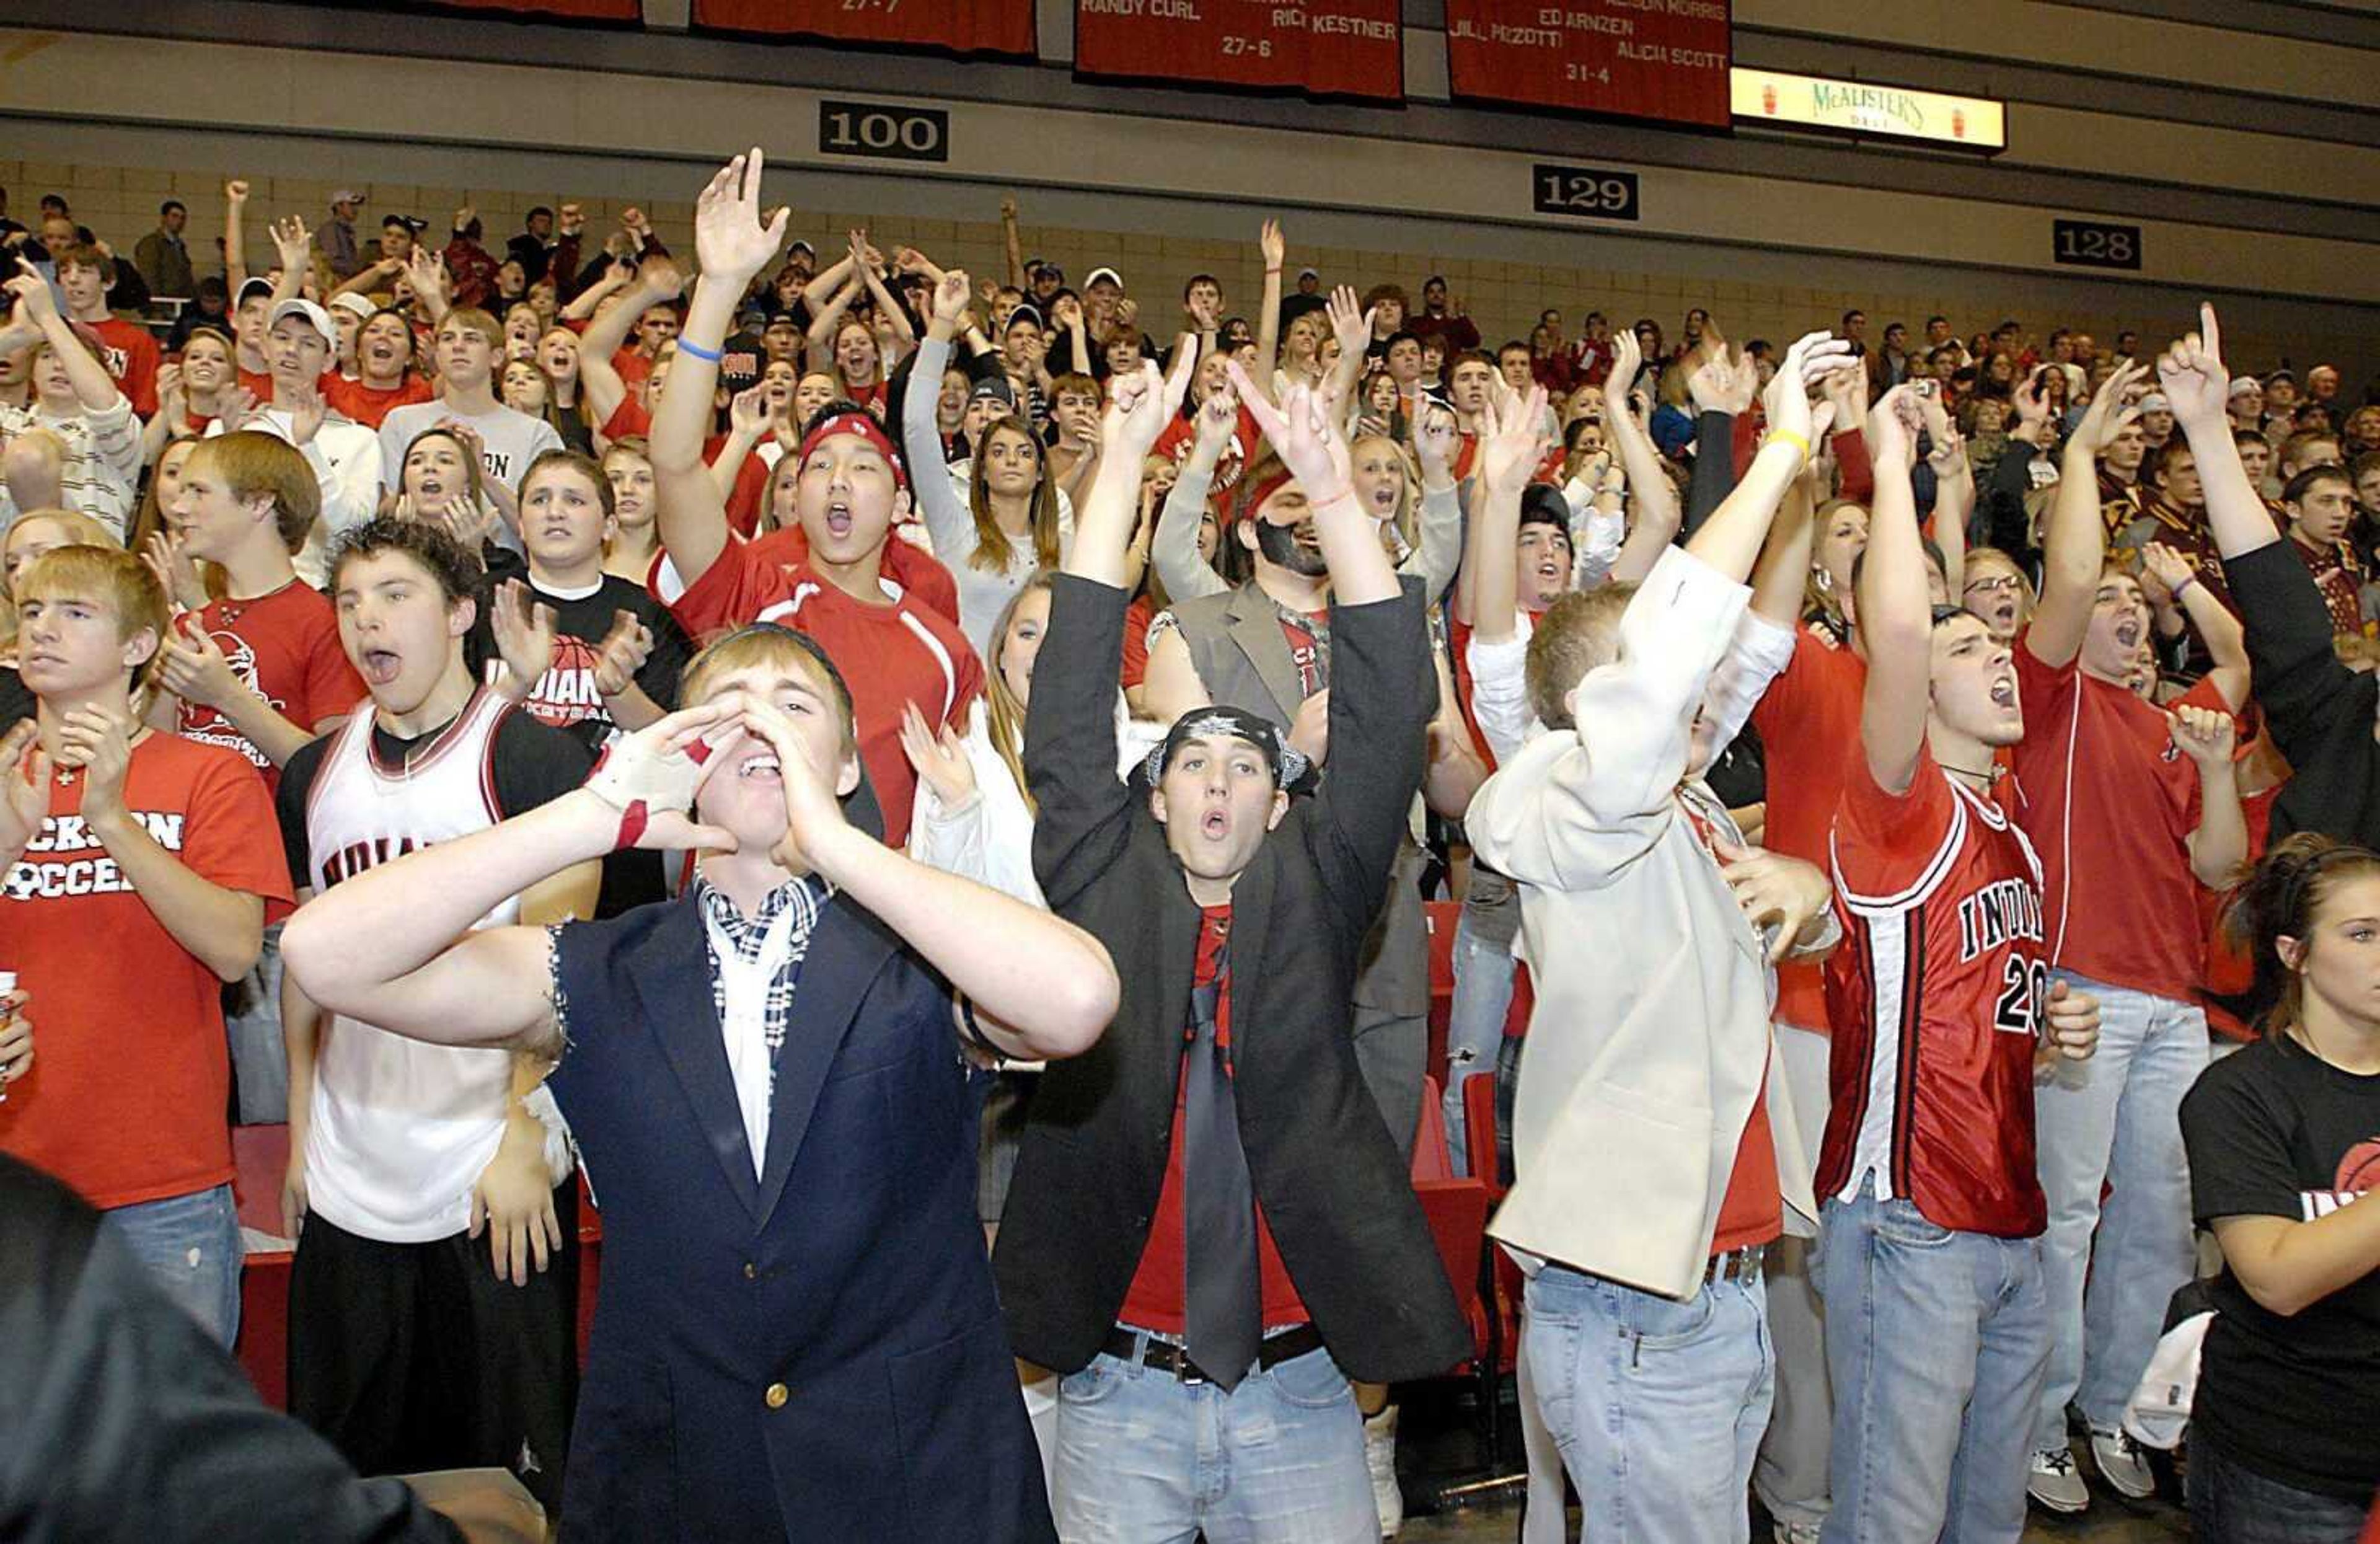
top-left (2136, 392), bottom-right (2170, 414)
top-left (268, 297), bottom-right (336, 348)
top-left (967, 376), bottom-right (1018, 411)
top-left (1296, 267), bottom-right (1319, 281)
top-left (2228, 376), bottom-right (2260, 399)
top-left (1084, 266), bottom-right (1124, 291)
top-left (234, 276), bottom-right (276, 308)
top-left (330, 189), bottom-right (363, 207)
top-left (2264, 368), bottom-right (2297, 385)
top-left (788, 239), bottom-right (815, 258)
top-left (328, 292), bottom-right (376, 322)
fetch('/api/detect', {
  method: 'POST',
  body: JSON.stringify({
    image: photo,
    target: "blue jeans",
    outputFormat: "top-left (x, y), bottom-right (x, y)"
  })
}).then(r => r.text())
top-left (99, 1182), bottom-right (242, 1348)
top-left (1522, 1259), bottom-right (1774, 1544)
top-left (1817, 1188), bottom-right (2046, 1544)
top-left (2029, 972), bottom-right (2204, 1451)
top-left (1442, 878), bottom-right (1518, 1178)
top-left (2188, 1436), bottom-right (2371, 1544)
top-left (1052, 1336), bottom-right (1374, 1543)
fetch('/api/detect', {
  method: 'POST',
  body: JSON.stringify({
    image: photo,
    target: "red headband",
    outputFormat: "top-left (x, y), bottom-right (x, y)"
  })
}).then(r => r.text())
top-left (797, 411), bottom-right (907, 491)
top-left (1239, 465), bottom-right (1297, 523)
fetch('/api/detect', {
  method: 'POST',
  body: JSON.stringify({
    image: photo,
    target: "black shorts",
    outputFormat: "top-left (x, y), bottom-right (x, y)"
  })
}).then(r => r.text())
top-left (287, 1182), bottom-right (580, 1512)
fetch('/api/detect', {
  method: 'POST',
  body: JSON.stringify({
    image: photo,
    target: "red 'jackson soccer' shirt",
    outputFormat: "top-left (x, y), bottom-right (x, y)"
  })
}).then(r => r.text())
top-left (2009, 634), bottom-right (2211, 1002)
top-left (1750, 624), bottom-right (1867, 1034)
top-left (174, 580), bottom-right (366, 800)
top-left (1822, 746), bottom-right (2050, 1238)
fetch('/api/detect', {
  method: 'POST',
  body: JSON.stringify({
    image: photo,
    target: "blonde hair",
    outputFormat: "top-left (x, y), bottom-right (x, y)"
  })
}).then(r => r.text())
top-left (982, 573), bottom-right (1052, 811)
top-left (15, 543), bottom-right (169, 692)
top-left (1526, 585), bottom-right (1638, 730)
top-left (679, 624), bottom-right (857, 758)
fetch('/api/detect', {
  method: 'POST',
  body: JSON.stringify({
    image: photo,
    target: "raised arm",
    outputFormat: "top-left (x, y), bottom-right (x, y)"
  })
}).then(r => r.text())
top-left (2030, 359), bottom-right (2148, 668)
top-left (655, 151), bottom-right (787, 590)
top-left (4, 265), bottom-right (125, 415)
top-left (576, 259), bottom-right (678, 432)
top-left (1686, 331), bottom-right (1853, 583)
top-left (1406, 401), bottom-right (1465, 604)
top-left (1750, 454), bottom-right (1822, 627)
top-left (1459, 383), bottom-right (1551, 635)
top-left (999, 195), bottom-right (1026, 291)
top-left (1600, 330), bottom-right (1680, 583)
top-left (1682, 333), bottom-right (1757, 536)
top-left (2161, 305), bottom-right (2279, 563)
top-left (223, 180), bottom-right (250, 288)
top-left (1322, 286), bottom-right (1372, 409)
top-left (1855, 386), bottom-right (1933, 794)
top-left (2140, 540), bottom-right (2250, 710)
top-left (1918, 388), bottom-right (1972, 595)
top-left (558, 256), bottom-right (631, 323)
top-left (802, 271), bottom-right (861, 374)
top-left (904, 273), bottom-right (979, 561)
top-left (1149, 387), bottom-right (1236, 604)
top-left (1253, 219), bottom-right (1285, 389)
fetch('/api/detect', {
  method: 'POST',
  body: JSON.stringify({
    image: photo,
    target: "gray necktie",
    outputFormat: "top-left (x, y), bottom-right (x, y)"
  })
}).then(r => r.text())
top-left (1183, 945), bottom-right (1261, 1390)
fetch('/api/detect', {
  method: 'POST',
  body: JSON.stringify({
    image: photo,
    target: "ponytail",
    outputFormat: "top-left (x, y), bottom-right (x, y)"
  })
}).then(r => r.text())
top-left (2223, 833), bottom-right (2380, 1034)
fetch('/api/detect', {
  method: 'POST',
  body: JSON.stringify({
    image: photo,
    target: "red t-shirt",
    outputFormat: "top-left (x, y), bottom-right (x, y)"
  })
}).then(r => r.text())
top-left (88, 316), bottom-right (161, 418)
top-left (237, 364), bottom-right (274, 401)
top-left (1822, 746), bottom-right (2049, 1238)
top-left (0, 734), bottom-right (296, 1208)
top-left (324, 373), bottom-right (434, 430)
top-left (661, 542), bottom-right (982, 849)
top-left (728, 525), bottom-right (964, 633)
top-left (1120, 906), bottom-right (1310, 1336)
top-left (1122, 593), bottom-right (1155, 689)
top-left (613, 348), bottom-right (654, 393)
top-left (1709, 1069), bottom-right (1783, 1255)
top-left (1749, 625), bottom-right (1867, 1033)
top-left (172, 581), bottom-right (366, 800)
top-left (2009, 633), bottom-right (2212, 1002)
top-left (599, 397), bottom-right (770, 539)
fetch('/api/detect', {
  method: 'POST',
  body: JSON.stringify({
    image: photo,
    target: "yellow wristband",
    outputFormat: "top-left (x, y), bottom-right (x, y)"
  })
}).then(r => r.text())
top-left (1765, 430), bottom-right (1810, 465)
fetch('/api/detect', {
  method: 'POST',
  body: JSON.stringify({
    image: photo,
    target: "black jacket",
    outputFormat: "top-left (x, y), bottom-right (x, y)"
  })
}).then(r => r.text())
top-left (0, 1154), bottom-right (465, 1542)
top-left (995, 573), bottom-right (1469, 1384)
top-left (2224, 540), bottom-right (2380, 850)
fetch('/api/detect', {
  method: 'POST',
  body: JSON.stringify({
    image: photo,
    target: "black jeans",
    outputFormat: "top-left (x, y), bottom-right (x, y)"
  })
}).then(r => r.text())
top-left (2187, 1435), bottom-right (2370, 1544)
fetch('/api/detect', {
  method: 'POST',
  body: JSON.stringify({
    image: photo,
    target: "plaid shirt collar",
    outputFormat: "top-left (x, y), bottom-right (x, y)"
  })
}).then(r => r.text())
top-left (695, 873), bottom-right (834, 1063)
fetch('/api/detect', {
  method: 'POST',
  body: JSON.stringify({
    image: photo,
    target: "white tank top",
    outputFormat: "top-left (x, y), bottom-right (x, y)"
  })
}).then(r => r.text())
top-left (302, 689), bottom-right (524, 1243)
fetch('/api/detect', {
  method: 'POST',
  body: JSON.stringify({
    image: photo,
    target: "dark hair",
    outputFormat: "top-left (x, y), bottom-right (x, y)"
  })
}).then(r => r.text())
top-left (328, 515), bottom-right (483, 607)
top-left (1383, 330), bottom-right (1422, 354)
top-left (161, 199), bottom-right (186, 218)
top-left (1183, 273), bottom-right (1221, 299)
top-left (1841, 309), bottom-right (1866, 327)
top-left (521, 448), bottom-right (615, 520)
top-left (2283, 464), bottom-right (2353, 506)
top-left (2223, 834), bottom-right (2380, 1034)
top-left (527, 205), bottom-right (554, 223)
top-left (1450, 348), bottom-right (1499, 374)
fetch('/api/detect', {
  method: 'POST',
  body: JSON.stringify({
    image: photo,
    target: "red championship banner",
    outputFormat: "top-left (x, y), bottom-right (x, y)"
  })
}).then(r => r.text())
top-left (1074, 1), bottom-right (1403, 102)
top-left (433, 0), bottom-right (639, 18)
top-left (1445, 1), bottom-right (1731, 128)
top-left (694, 0), bottom-right (1036, 56)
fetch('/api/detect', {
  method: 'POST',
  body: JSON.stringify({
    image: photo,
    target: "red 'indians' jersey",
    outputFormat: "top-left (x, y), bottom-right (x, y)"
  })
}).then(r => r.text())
top-left (1820, 746), bottom-right (2051, 1238)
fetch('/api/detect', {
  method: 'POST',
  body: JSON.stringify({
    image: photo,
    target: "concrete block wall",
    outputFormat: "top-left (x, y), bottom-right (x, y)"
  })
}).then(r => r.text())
top-left (7, 154), bottom-right (2306, 373)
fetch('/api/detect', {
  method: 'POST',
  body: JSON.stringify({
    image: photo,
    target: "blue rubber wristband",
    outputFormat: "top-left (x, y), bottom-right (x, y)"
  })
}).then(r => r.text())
top-left (676, 338), bottom-right (723, 363)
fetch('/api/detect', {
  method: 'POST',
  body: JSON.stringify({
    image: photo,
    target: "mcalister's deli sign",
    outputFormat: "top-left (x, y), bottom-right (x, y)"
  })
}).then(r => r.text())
top-left (1730, 67), bottom-right (2006, 152)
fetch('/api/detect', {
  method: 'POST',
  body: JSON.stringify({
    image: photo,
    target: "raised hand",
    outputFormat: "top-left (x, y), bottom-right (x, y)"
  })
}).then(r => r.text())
top-left (2167, 702), bottom-right (2237, 768)
top-left (635, 254), bottom-right (682, 302)
top-left (694, 149), bottom-right (790, 286)
top-left (1477, 382), bottom-right (1551, 496)
top-left (1259, 218), bottom-right (1286, 272)
top-left (898, 701), bottom-right (976, 808)
top-left (590, 609), bottom-right (654, 698)
top-left (1412, 399), bottom-right (1457, 477)
top-left (1102, 348), bottom-right (1199, 463)
top-left (2069, 358), bottom-right (2151, 457)
top-left (142, 529), bottom-right (208, 614)
top-left (55, 705), bottom-right (136, 824)
top-left (1193, 382), bottom-right (1240, 456)
top-left (1864, 384), bottom-right (1925, 468)
top-left (1688, 345), bottom-right (1759, 416)
top-left (270, 215), bottom-right (315, 276)
top-left (405, 244), bottom-right (448, 305)
top-left (726, 384), bottom-right (771, 441)
top-left (286, 382), bottom-right (328, 448)
top-left (224, 180), bottom-right (250, 205)
top-left (931, 269), bottom-right (972, 330)
top-left (1183, 288), bottom-right (1219, 335)
top-left (1820, 349), bottom-right (1869, 425)
top-left (1230, 360), bottom-right (1351, 506)
top-left (221, 384), bottom-right (260, 430)
top-left (1325, 284), bottom-right (1372, 361)
top-left (1604, 325), bottom-right (1642, 395)
top-left (2137, 540), bottom-right (2197, 600)
top-left (6, 258), bottom-right (58, 325)
top-left (2156, 302), bottom-right (2230, 429)
top-left (1763, 330), bottom-right (1858, 447)
top-left (2011, 367), bottom-right (2053, 435)
top-left (743, 696), bottom-right (854, 872)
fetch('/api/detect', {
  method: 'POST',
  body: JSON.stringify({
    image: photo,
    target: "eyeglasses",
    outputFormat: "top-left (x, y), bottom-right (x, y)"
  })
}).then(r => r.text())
top-left (1964, 575), bottom-right (2022, 596)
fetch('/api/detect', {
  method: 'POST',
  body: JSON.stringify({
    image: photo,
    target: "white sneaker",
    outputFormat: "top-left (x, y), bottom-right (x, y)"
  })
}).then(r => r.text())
top-left (2026, 1444), bottom-right (2090, 1514)
top-left (2089, 1424), bottom-right (2156, 1499)
top-left (1363, 1404), bottom-right (1402, 1538)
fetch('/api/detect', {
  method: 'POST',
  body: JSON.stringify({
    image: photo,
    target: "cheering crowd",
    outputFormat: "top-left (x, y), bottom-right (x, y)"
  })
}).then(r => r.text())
top-left (1, 147), bottom-right (2377, 1544)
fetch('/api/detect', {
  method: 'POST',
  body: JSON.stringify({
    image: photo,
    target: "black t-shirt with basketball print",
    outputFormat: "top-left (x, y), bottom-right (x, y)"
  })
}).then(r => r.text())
top-left (2180, 1031), bottom-right (2380, 1499)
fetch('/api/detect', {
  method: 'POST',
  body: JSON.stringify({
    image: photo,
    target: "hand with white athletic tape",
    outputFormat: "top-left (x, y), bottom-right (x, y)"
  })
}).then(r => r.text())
top-left (581, 700), bottom-right (745, 853)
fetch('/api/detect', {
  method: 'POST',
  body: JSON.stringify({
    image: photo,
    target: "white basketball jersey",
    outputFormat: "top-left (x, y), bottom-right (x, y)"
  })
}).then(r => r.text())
top-left (302, 689), bottom-right (525, 1243)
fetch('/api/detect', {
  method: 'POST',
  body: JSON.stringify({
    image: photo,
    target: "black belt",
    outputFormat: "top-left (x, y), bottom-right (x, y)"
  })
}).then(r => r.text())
top-left (1103, 1323), bottom-right (1324, 1385)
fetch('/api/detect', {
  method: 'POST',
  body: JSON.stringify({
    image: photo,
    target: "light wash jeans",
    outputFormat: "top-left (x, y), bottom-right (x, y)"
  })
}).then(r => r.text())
top-left (99, 1181), bottom-right (243, 1348)
top-left (2029, 971), bottom-right (2204, 1453)
top-left (1817, 1187), bottom-right (2047, 1544)
top-left (1755, 1022), bottom-right (1835, 1533)
top-left (1052, 1336), bottom-right (1374, 1543)
top-left (1442, 875), bottom-right (1518, 1177)
top-left (1523, 1259), bottom-right (1774, 1544)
